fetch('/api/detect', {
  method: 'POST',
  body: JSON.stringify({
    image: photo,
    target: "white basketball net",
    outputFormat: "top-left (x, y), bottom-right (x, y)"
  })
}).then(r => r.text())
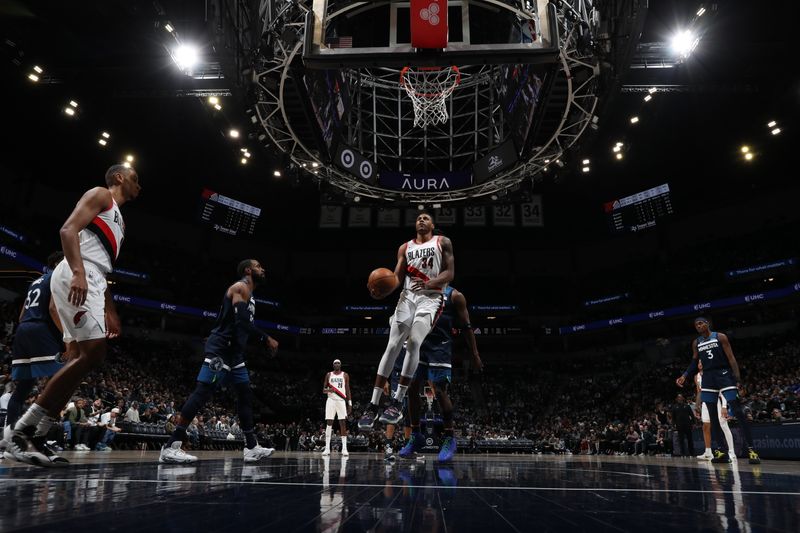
top-left (400, 66), bottom-right (460, 128)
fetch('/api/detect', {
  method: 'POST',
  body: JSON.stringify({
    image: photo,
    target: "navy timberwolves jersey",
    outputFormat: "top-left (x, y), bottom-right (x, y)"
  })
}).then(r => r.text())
top-left (21, 273), bottom-right (61, 339)
top-left (422, 286), bottom-right (455, 367)
top-left (205, 291), bottom-right (256, 363)
top-left (696, 332), bottom-right (729, 372)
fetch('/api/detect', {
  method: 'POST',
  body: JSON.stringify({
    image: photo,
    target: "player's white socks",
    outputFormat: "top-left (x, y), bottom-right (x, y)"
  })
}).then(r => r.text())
top-left (325, 426), bottom-right (332, 451)
top-left (341, 436), bottom-right (347, 452)
top-left (14, 403), bottom-right (48, 432)
top-left (704, 447), bottom-right (712, 455)
top-left (35, 416), bottom-right (57, 438)
top-left (393, 384), bottom-right (409, 402)
top-left (371, 387), bottom-right (383, 406)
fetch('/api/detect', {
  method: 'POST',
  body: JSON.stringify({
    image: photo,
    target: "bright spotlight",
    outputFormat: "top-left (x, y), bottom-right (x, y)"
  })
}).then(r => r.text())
top-left (744, 152), bottom-right (754, 161)
top-left (229, 129), bottom-right (240, 138)
top-left (98, 139), bottom-right (107, 146)
top-left (697, 7), bottom-right (706, 17)
top-left (613, 145), bottom-right (621, 153)
top-left (69, 100), bottom-right (78, 108)
top-left (630, 116), bottom-right (639, 124)
top-left (102, 132), bottom-right (110, 139)
top-left (643, 94), bottom-right (652, 102)
top-left (544, 159), bottom-right (550, 164)
top-left (208, 96), bottom-right (219, 105)
top-left (164, 23), bottom-right (175, 33)
top-left (771, 128), bottom-right (781, 135)
top-left (172, 44), bottom-right (200, 72)
top-left (213, 104), bottom-right (222, 111)
top-left (740, 146), bottom-right (749, 154)
top-left (243, 152), bottom-right (251, 158)
top-left (615, 153), bottom-right (623, 160)
top-left (126, 154), bottom-right (135, 162)
top-left (582, 159), bottom-right (590, 165)
top-left (123, 161), bottom-right (131, 168)
top-left (581, 166), bottom-right (590, 173)
top-left (28, 73), bottom-right (39, 82)
top-left (64, 107), bottom-right (75, 116)
top-left (648, 87), bottom-right (657, 94)
top-left (33, 65), bottom-right (43, 74)
top-left (241, 158), bottom-right (248, 165)
top-left (273, 170), bottom-right (281, 177)
top-left (671, 30), bottom-right (699, 59)
top-left (767, 120), bottom-right (776, 128)
top-left (311, 162), bottom-right (319, 168)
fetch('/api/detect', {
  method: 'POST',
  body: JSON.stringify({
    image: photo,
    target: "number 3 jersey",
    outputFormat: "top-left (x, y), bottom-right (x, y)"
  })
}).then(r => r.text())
top-left (404, 235), bottom-right (445, 294)
top-left (696, 332), bottom-right (730, 372)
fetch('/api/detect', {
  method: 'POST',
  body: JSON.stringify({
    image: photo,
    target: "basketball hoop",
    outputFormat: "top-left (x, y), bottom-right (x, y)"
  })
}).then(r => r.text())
top-left (400, 66), bottom-right (460, 128)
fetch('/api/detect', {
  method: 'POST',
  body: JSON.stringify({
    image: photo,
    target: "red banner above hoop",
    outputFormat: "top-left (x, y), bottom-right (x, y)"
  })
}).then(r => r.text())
top-left (410, 0), bottom-right (448, 49)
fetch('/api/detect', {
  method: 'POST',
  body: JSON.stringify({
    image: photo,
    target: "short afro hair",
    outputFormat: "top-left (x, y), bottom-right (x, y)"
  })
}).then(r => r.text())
top-left (237, 259), bottom-right (255, 277)
top-left (105, 164), bottom-right (132, 186)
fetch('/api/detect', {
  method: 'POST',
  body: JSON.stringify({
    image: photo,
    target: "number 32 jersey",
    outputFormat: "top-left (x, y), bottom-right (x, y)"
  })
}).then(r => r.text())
top-left (404, 236), bottom-right (445, 294)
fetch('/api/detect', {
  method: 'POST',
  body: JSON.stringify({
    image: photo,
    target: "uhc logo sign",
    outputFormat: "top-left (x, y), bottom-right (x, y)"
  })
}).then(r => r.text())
top-left (744, 293), bottom-right (765, 303)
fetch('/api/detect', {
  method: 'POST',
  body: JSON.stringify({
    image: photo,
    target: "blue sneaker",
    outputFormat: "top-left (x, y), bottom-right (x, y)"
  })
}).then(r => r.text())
top-left (437, 466), bottom-right (457, 487)
top-left (379, 398), bottom-right (404, 426)
top-left (357, 404), bottom-right (380, 432)
top-left (437, 436), bottom-right (457, 462)
top-left (399, 432), bottom-right (423, 459)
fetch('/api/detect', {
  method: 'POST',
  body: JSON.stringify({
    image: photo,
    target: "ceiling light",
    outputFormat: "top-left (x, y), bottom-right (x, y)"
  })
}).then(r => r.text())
top-left (208, 96), bottom-right (219, 105)
top-left (648, 87), bottom-right (657, 94)
top-left (69, 100), bottom-right (78, 108)
top-left (643, 94), bottom-right (652, 102)
top-left (671, 30), bottom-right (699, 58)
top-left (98, 139), bottom-right (107, 146)
top-left (240, 148), bottom-right (247, 152)
top-left (301, 163), bottom-right (307, 167)
top-left (354, 196), bottom-right (361, 203)
top-left (615, 141), bottom-right (623, 146)
top-left (213, 103), bottom-right (222, 111)
top-left (229, 129), bottom-right (240, 138)
top-left (123, 161), bottom-right (131, 168)
top-left (64, 107), bottom-right (75, 116)
top-left (630, 116), bottom-right (639, 124)
top-left (364, 315), bottom-right (372, 319)
top-left (311, 162), bottom-right (319, 167)
top-left (487, 316), bottom-right (496, 320)
top-left (172, 44), bottom-right (200, 72)
top-left (544, 159), bottom-right (550, 164)
top-left (33, 65), bottom-right (43, 74)
top-left (241, 158), bottom-right (248, 165)
top-left (273, 170), bottom-right (281, 177)
top-left (102, 132), bottom-right (110, 139)
top-left (582, 159), bottom-right (590, 165)
top-left (767, 120), bottom-right (776, 128)
top-left (744, 152), bottom-right (754, 161)
top-left (126, 154), bottom-right (135, 162)
top-left (740, 146), bottom-right (749, 153)
top-left (243, 152), bottom-right (251, 158)
top-left (27, 73), bottom-right (39, 82)
top-left (164, 23), bottom-right (175, 33)
top-left (615, 153), bottom-right (623, 160)
top-left (582, 166), bottom-right (590, 173)
top-left (613, 145), bottom-right (621, 153)
top-left (697, 7), bottom-right (706, 16)
top-left (771, 128), bottom-right (781, 135)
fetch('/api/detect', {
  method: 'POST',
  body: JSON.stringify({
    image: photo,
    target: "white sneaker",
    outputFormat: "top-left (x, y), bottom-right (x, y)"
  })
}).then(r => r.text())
top-left (159, 441), bottom-right (198, 464)
top-left (321, 449), bottom-right (330, 456)
top-left (697, 451), bottom-right (713, 460)
top-left (342, 448), bottom-right (349, 457)
top-left (243, 444), bottom-right (275, 463)
top-left (75, 444), bottom-right (91, 452)
top-left (0, 425), bottom-right (13, 450)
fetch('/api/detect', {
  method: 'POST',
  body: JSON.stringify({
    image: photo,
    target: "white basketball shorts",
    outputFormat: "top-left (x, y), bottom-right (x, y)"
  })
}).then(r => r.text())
top-left (325, 398), bottom-right (348, 420)
top-left (392, 290), bottom-right (444, 329)
top-left (51, 259), bottom-right (108, 342)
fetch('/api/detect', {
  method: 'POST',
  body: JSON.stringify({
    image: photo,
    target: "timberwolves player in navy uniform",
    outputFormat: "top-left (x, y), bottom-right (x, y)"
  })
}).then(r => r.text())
top-left (398, 286), bottom-right (482, 462)
top-left (160, 259), bottom-right (278, 463)
top-left (676, 317), bottom-right (761, 464)
top-left (1, 253), bottom-right (68, 461)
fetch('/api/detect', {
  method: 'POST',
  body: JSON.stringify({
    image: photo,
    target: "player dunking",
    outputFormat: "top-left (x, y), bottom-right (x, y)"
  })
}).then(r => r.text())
top-left (7, 165), bottom-right (140, 466)
top-left (160, 259), bottom-right (279, 463)
top-left (694, 361), bottom-right (735, 461)
top-left (0, 253), bottom-right (69, 460)
top-left (358, 211), bottom-right (455, 430)
top-left (321, 358), bottom-right (352, 456)
top-left (398, 286), bottom-right (482, 462)
top-left (676, 317), bottom-right (760, 464)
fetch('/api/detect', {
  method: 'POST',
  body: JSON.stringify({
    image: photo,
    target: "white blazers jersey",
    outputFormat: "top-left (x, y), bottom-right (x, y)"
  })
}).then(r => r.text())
top-left (80, 199), bottom-right (125, 274)
top-left (404, 236), bottom-right (445, 293)
top-left (327, 371), bottom-right (347, 401)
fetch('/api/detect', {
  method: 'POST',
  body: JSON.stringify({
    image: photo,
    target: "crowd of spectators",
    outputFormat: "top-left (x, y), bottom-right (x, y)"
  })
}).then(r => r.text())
top-left (1, 314), bottom-right (798, 455)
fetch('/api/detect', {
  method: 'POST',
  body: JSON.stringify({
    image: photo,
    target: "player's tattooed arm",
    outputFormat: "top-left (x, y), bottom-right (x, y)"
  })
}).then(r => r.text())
top-left (424, 236), bottom-right (454, 290)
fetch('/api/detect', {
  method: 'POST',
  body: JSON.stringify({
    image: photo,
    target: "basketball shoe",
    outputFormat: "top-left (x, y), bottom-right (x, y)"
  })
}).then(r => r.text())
top-left (747, 447), bottom-right (761, 465)
top-left (710, 449), bottom-right (731, 464)
top-left (399, 432), bottom-right (423, 459)
top-left (696, 450), bottom-right (713, 460)
top-left (437, 436), bottom-right (457, 463)
top-left (379, 398), bottom-right (404, 425)
top-left (244, 444), bottom-right (275, 463)
top-left (357, 404), bottom-right (380, 431)
top-left (159, 441), bottom-right (198, 464)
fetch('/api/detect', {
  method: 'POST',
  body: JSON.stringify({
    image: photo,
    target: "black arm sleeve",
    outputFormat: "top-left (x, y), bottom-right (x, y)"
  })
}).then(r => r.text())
top-left (234, 301), bottom-right (270, 342)
top-left (682, 358), bottom-right (699, 379)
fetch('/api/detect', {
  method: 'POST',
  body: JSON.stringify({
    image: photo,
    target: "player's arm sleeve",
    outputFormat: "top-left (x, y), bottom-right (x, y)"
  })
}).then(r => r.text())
top-left (233, 301), bottom-right (271, 342)
top-left (682, 341), bottom-right (699, 378)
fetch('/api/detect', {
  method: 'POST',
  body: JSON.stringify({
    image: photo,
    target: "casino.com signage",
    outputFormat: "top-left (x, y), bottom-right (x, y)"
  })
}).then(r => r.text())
top-left (379, 171), bottom-right (472, 192)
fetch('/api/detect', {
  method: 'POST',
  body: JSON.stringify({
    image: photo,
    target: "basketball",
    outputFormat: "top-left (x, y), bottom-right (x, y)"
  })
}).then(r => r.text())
top-left (367, 267), bottom-right (398, 299)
